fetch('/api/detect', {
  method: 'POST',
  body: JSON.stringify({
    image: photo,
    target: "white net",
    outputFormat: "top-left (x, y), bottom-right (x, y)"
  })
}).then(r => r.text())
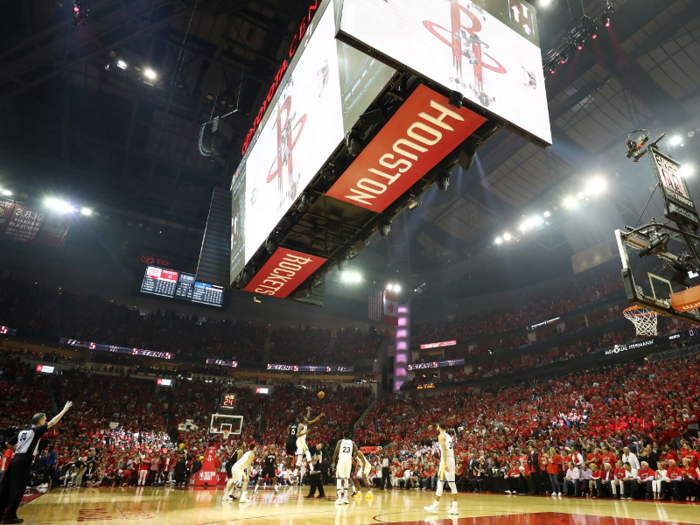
top-left (623, 306), bottom-right (658, 337)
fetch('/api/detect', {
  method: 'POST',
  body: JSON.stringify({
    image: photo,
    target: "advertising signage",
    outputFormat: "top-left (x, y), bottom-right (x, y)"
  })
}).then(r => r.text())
top-left (244, 248), bottom-right (327, 299)
top-left (326, 84), bottom-right (486, 212)
top-left (336, 0), bottom-right (551, 146)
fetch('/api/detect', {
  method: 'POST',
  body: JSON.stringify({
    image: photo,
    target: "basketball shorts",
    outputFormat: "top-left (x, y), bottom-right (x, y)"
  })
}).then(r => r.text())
top-left (337, 459), bottom-right (352, 480)
top-left (295, 439), bottom-right (311, 462)
top-left (232, 467), bottom-right (248, 484)
top-left (286, 439), bottom-right (296, 456)
top-left (439, 458), bottom-right (456, 483)
top-left (262, 467), bottom-right (276, 479)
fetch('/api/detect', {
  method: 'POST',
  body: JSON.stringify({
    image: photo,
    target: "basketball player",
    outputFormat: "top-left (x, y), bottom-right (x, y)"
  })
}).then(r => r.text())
top-left (352, 449), bottom-right (373, 499)
top-left (253, 444), bottom-right (279, 494)
top-left (223, 453), bottom-right (238, 501)
top-left (0, 401), bottom-right (73, 524)
top-left (285, 418), bottom-right (299, 470)
top-left (296, 408), bottom-right (325, 481)
top-left (228, 443), bottom-right (257, 504)
top-left (424, 422), bottom-right (458, 515)
top-left (332, 431), bottom-right (357, 505)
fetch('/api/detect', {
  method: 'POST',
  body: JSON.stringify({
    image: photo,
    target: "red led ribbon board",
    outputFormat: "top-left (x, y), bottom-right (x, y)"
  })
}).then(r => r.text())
top-left (244, 248), bottom-right (326, 298)
top-left (326, 84), bottom-right (486, 212)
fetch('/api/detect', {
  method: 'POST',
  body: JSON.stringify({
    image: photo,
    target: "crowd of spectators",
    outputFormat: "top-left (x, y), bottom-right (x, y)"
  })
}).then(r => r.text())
top-left (0, 352), bottom-right (372, 490)
top-left (356, 354), bottom-right (700, 502)
top-left (418, 266), bottom-right (624, 344)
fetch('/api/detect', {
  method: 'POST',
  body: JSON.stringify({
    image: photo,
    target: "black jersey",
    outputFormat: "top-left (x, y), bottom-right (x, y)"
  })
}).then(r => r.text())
top-left (264, 453), bottom-right (276, 470)
top-left (288, 423), bottom-right (298, 440)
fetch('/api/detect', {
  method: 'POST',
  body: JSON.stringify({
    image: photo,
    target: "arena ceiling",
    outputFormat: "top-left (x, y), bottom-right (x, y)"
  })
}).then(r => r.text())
top-left (1, 0), bottom-right (699, 298)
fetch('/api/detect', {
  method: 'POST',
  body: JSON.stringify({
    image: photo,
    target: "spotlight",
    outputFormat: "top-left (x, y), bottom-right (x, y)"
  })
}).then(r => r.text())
top-left (495, 237), bottom-right (503, 245)
top-left (543, 210), bottom-right (551, 218)
top-left (669, 135), bottom-right (682, 146)
top-left (408, 198), bottom-right (422, 210)
top-left (386, 284), bottom-right (394, 291)
top-left (436, 169), bottom-right (451, 192)
top-left (591, 33), bottom-right (597, 40)
top-left (379, 219), bottom-right (392, 238)
top-left (116, 60), bottom-right (127, 69)
top-left (1, 189), bottom-right (12, 197)
top-left (585, 177), bottom-right (607, 195)
top-left (503, 232), bottom-right (512, 241)
top-left (680, 165), bottom-right (695, 178)
top-left (345, 131), bottom-right (363, 156)
top-left (265, 237), bottom-right (279, 254)
top-left (563, 197), bottom-right (577, 208)
top-left (448, 90), bottom-right (464, 109)
top-left (577, 192), bottom-right (585, 200)
top-left (342, 272), bottom-right (362, 283)
top-left (80, 207), bottom-right (93, 216)
top-left (458, 149), bottom-right (476, 171)
top-left (393, 284), bottom-right (401, 293)
top-left (144, 68), bottom-right (157, 80)
top-left (45, 197), bottom-right (76, 214)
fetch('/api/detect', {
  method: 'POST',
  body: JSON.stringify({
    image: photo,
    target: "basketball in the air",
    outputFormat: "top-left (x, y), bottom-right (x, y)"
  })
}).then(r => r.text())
top-left (318, 391), bottom-right (325, 399)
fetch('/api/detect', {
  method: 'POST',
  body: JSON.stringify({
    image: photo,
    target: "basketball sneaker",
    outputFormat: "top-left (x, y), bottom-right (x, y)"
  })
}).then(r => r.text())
top-left (239, 496), bottom-right (252, 504)
top-left (448, 503), bottom-right (458, 515)
top-left (424, 503), bottom-right (439, 514)
top-left (343, 497), bottom-right (350, 504)
top-left (365, 491), bottom-right (373, 500)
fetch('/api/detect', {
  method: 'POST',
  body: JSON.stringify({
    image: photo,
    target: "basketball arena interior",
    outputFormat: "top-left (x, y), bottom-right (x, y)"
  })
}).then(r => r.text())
top-left (2, 0), bottom-right (700, 524)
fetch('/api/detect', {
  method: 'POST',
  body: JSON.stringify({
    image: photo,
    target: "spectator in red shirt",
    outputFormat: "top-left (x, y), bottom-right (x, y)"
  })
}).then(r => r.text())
top-left (546, 447), bottom-right (563, 496)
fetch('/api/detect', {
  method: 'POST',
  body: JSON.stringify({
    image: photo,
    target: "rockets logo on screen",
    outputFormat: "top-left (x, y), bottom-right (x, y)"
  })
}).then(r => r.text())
top-left (265, 95), bottom-right (307, 212)
top-left (424, 0), bottom-right (506, 108)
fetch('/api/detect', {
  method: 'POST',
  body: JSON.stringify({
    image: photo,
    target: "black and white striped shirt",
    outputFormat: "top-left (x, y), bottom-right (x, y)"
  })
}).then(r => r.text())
top-left (7, 424), bottom-right (48, 457)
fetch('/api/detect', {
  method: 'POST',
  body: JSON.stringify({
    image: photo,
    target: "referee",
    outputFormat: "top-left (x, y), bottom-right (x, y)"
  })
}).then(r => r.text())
top-left (0, 401), bottom-right (72, 524)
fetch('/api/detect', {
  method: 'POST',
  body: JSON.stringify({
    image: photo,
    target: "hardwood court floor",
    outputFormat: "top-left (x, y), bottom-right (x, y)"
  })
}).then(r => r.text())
top-left (17, 486), bottom-right (700, 525)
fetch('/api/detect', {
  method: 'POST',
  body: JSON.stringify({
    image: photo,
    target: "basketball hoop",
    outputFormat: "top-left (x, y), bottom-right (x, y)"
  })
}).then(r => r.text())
top-left (623, 305), bottom-right (658, 337)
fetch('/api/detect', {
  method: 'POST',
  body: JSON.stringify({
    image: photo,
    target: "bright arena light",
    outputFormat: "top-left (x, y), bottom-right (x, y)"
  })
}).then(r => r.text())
top-left (495, 237), bottom-right (503, 245)
top-left (386, 284), bottom-right (394, 291)
top-left (539, 0), bottom-right (552, 6)
top-left (80, 207), bottom-right (93, 216)
top-left (543, 210), bottom-right (551, 218)
top-left (116, 60), bottom-right (127, 69)
top-left (0, 189), bottom-right (11, 196)
top-left (669, 135), bottom-right (682, 146)
top-left (680, 165), bottom-right (695, 178)
top-left (585, 177), bottom-right (607, 195)
top-left (45, 197), bottom-right (76, 214)
top-left (144, 68), bottom-right (157, 80)
top-left (341, 271), bottom-right (362, 283)
top-left (393, 284), bottom-right (401, 293)
top-left (563, 197), bottom-right (577, 208)
top-left (503, 232), bottom-right (512, 241)
top-left (530, 216), bottom-right (543, 227)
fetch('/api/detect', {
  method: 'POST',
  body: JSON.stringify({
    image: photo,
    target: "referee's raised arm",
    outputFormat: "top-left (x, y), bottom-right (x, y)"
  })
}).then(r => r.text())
top-left (0, 401), bottom-right (73, 524)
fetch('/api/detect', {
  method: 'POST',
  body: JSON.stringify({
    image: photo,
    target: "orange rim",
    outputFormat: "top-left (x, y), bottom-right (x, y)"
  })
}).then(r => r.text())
top-left (623, 306), bottom-right (656, 318)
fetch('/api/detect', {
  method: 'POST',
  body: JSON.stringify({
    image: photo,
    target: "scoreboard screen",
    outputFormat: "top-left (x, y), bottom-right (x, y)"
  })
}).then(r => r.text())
top-left (140, 266), bottom-right (223, 307)
top-left (141, 266), bottom-right (178, 297)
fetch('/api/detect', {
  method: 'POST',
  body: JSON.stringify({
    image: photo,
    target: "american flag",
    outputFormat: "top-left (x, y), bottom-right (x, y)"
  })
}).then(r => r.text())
top-left (368, 288), bottom-right (383, 322)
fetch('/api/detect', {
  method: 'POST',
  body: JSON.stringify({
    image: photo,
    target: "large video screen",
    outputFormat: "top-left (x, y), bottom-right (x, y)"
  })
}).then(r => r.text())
top-left (243, 3), bottom-right (344, 264)
top-left (229, 0), bottom-right (395, 285)
top-left (337, 0), bottom-right (551, 145)
top-left (141, 266), bottom-right (224, 307)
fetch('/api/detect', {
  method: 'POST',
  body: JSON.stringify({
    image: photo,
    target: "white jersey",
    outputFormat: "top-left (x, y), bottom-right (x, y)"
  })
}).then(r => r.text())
top-left (234, 451), bottom-right (253, 470)
top-left (440, 432), bottom-right (454, 460)
top-left (339, 439), bottom-right (354, 461)
top-left (297, 423), bottom-right (307, 445)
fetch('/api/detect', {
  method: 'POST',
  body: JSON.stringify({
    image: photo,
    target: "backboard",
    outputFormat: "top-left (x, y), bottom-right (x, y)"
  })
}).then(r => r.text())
top-left (209, 414), bottom-right (244, 435)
